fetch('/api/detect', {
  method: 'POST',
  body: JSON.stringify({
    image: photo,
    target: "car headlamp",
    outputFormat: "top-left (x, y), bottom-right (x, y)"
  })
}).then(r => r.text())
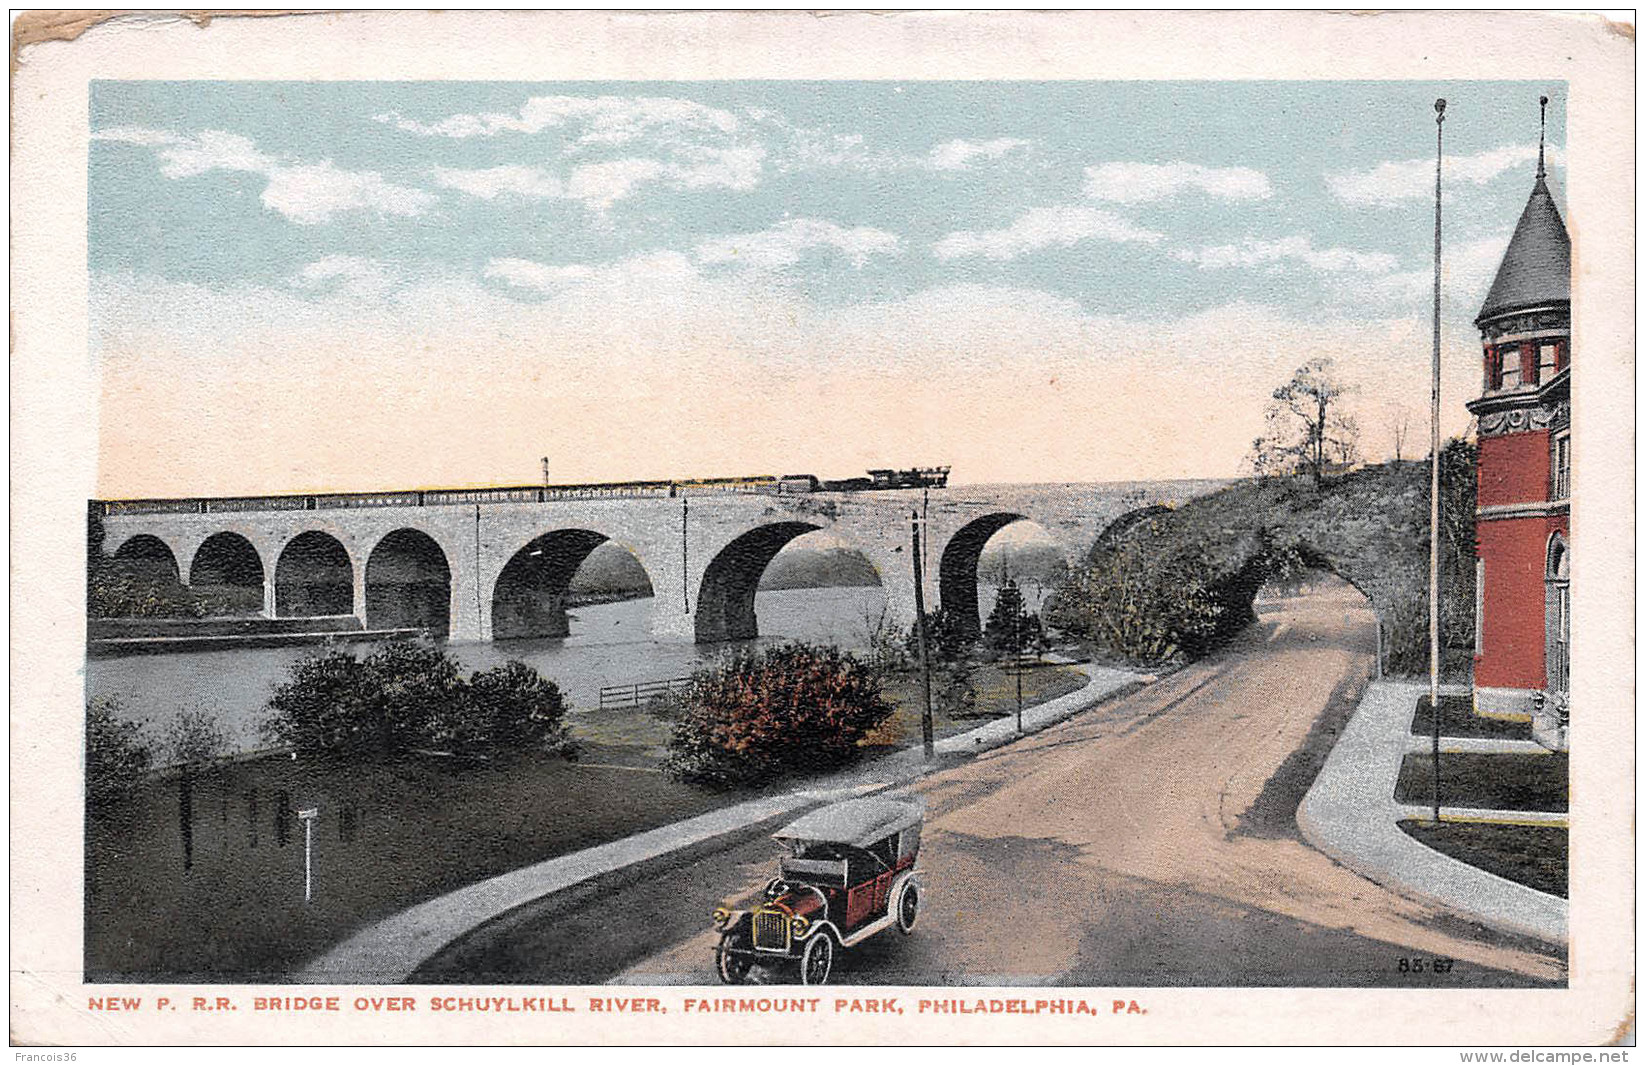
top-left (791, 915), bottom-right (810, 938)
top-left (712, 907), bottom-right (732, 927)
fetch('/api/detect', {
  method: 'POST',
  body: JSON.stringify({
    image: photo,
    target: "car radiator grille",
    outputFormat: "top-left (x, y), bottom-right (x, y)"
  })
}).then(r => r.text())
top-left (752, 910), bottom-right (788, 951)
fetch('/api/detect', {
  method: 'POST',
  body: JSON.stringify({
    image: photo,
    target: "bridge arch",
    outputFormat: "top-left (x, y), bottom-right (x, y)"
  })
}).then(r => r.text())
top-left (694, 521), bottom-right (824, 643)
top-left (1093, 504), bottom-right (1174, 554)
top-left (188, 532), bottom-right (265, 614)
top-left (366, 529), bottom-right (452, 635)
top-left (492, 529), bottom-right (652, 640)
top-left (938, 512), bottom-right (1041, 641)
top-left (110, 533), bottom-right (181, 584)
top-left (275, 531), bottom-right (355, 618)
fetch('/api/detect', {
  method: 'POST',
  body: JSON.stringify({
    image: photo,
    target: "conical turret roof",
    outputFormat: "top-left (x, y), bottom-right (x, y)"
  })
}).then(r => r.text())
top-left (1475, 174), bottom-right (1570, 326)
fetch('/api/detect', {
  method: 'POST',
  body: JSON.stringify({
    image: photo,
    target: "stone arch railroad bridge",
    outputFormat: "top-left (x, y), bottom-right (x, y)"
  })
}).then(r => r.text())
top-left (94, 477), bottom-right (1227, 645)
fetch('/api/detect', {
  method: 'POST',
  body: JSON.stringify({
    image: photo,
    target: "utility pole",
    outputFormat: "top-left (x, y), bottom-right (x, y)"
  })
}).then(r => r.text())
top-left (921, 486), bottom-right (930, 602)
top-left (1429, 97), bottom-right (1446, 825)
top-left (1005, 557), bottom-right (1022, 734)
top-left (911, 510), bottom-right (935, 762)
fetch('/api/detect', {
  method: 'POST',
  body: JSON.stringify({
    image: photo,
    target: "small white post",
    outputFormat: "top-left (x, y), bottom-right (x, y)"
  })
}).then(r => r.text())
top-left (298, 807), bottom-right (319, 903)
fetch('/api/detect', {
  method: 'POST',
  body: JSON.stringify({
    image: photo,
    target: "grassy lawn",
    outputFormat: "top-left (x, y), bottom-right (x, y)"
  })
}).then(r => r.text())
top-left (568, 661), bottom-right (1090, 764)
top-left (1395, 752), bottom-right (1567, 813)
top-left (1398, 819), bottom-right (1567, 898)
top-left (1409, 694), bottom-right (1533, 740)
top-left (86, 659), bottom-right (1088, 981)
top-left (85, 751), bottom-right (730, 982)
top-left (864, 661), bottom-right (1088, 748)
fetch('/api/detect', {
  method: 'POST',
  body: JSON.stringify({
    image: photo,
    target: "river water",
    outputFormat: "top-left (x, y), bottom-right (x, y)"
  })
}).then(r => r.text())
top-left (87, 583), bottom-right (1035, 757)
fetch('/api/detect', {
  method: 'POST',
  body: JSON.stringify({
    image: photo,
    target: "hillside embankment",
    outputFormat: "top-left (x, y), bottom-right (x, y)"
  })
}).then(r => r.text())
top-left (1050, 450), bottom-right (1476, 677)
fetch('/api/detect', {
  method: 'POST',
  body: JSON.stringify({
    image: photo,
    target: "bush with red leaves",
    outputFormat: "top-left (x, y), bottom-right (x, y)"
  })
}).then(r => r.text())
top-left (666, 643), bottom-right (893, 787)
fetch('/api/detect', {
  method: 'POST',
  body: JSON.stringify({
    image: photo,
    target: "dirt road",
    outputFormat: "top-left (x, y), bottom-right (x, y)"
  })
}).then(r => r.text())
top-left (420, 578), bottom-right (1565, 987)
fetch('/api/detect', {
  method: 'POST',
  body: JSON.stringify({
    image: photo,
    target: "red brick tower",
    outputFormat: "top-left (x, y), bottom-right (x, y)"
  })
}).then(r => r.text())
top-left (1466, 97), bottom-right (1570, 746)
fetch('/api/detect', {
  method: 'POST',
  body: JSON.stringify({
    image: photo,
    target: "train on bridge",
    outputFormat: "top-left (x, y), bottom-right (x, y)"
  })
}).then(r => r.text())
top-left (93, 466), bottom-right (953, 516)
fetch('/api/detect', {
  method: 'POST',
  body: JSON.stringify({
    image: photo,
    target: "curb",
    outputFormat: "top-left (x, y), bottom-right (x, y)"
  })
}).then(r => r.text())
top-left (1401, 735), bottom-right (1555, 756)
top-left (1298, 681), bottom-right (1567, 946)
top-left (298, 661), bottom-right (1146, 983)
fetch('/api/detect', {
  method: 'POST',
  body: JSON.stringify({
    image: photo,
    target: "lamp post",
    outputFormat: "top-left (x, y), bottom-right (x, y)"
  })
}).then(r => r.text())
top-left (298, 807), bottom-right (319, 903)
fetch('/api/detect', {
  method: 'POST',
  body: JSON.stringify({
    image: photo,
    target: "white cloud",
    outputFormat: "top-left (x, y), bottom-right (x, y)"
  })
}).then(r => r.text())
top-left (927, 138), bottom-right (1030, 171)
top-left (484, 251), bottom-right (701, 294)
top-left (1083, 161), bottom-right (1273, 204)
top-left (1327, 144), bottom-right (1562, 205)
top-left (289, 256), bottom-right (401, 300)
top-left (1172, 235), bottom-right (1398, 274)
top-left (434, 146), bottom-right (765, 214)
top-left (431, 165), bottom-right (561, 200)
top-left (668, 144), bottom-right (764, 190)
top-left (376, 95), bottom-right (742, 146)
top-left (262, 163), bottom-right (435, 225)
top-left (93, 127), bottom-right (272, 178)
top-left (92, 125), bottom-right (433, 224)
top-left (563, 158), bottom-right (669, 212)
top-left (933, 205), bottom-right (1162, 261)
top-left (1371, 232), bottom-right (1512, 304)
top-left (696, 218), bottom-right (901, 270)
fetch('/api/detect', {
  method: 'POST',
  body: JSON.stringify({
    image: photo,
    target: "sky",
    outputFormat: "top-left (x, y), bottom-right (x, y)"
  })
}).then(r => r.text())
top-left (88, 80), bottom-right (1566, 497)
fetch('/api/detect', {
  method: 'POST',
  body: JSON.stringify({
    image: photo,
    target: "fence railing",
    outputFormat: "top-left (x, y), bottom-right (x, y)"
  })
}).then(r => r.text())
top-left (597, 676), bottom-right (694, 712)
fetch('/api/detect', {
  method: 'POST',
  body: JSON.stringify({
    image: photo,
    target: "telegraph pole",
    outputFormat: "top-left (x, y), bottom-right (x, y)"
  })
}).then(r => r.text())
top-left (911, 510), bottom-right (935, 762)
top-left (1429, 98), bottom-right (1446, 825)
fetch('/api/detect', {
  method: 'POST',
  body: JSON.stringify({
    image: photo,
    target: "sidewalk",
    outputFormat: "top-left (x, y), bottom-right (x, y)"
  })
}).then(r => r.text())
top-left (1297, 681), bottom-right (1567, 946)
top-left (297, 663), bottom-right (1146, 983)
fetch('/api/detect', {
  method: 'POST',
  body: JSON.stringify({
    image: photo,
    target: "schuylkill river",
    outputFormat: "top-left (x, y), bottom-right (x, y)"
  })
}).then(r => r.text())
top-left (85, 583), bottom-right (1037, 756)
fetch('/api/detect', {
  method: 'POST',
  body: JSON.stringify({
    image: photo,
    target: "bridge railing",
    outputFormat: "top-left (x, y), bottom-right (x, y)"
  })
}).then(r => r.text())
top-left (597, 676), bottom-right (694, 712)
top-left (94, 474), bottom-right (793, 517)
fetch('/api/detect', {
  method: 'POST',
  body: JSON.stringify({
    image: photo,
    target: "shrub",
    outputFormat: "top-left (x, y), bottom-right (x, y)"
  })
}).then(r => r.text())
top-left (462, 660), bottom-right (574, 756)
top-left (86, 698), bottom-right (152, 806)
top-left (1049, 536), bottom-right (1236, 666)
top-left (262, 640), bottom-right (573, 760)
top-left (164, 706), bottom-right (229, 768)
top-left (666, 643), bottom-right (893, 787)
top-left (905, 606), bottom-right (976, 664)
top-left (859, 603), bottom-right (911, 674)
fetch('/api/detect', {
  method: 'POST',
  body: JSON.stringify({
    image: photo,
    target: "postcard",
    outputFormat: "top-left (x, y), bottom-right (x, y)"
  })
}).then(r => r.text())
top-left (9, 8), bottom-right (1634, 1047)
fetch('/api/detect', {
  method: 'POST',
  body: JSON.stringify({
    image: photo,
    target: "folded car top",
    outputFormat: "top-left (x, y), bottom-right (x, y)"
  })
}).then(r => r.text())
top-left (773, 797), bottom-right (923, 850)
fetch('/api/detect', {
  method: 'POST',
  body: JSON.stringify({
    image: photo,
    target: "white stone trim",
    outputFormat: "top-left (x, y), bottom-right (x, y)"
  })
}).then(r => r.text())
top-left (1475, 686), bottom-right (1536, 720)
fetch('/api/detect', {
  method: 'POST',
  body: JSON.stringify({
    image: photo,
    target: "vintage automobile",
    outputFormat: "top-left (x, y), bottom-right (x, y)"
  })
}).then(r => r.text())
top-left (711, 797), bottom-right (924, 986)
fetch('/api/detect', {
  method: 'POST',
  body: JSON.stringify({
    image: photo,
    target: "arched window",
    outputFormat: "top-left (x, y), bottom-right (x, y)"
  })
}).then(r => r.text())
top-left (1545, 535), bottom-right (1570, 694)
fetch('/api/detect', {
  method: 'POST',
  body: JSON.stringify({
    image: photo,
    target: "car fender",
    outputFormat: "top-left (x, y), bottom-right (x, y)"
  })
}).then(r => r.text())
top-left (890, 869), bottom-right (924, 905)
top-left (803, 919), bottom-right (845, 946)
top-left (715, 910), bottom-right (752, 937)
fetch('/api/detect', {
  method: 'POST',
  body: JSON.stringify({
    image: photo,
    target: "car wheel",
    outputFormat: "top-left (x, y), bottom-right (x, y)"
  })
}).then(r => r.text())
top-left (896, 881), bottom-right (920, 935)
top-left (799, 931), bottom-right (834, 986)
top-left (716, 932), bottom-right (753, 985)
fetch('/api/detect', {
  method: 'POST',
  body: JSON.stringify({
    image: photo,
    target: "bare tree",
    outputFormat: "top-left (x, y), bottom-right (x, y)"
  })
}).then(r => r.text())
top-left (1248, 357), bottom-right (1360, 486)
top-left (1389, 405), bottom-right (1412, 463)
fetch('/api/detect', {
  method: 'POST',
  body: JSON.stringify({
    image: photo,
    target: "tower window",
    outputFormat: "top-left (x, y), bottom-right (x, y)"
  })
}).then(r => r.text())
top-left (1498, 345), bottom-right (1522, 389)
top-left (1538, 343), bottom-right (1560, 383)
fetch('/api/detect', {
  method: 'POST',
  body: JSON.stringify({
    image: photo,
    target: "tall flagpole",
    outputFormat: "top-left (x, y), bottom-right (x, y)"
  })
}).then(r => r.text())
top-left (1429, 98), bottom-right (1446, 825)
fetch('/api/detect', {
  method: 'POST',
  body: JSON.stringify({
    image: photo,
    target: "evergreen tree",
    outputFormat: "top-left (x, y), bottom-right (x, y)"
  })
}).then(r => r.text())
top-left (984, 579), bottom-right (1038, 657)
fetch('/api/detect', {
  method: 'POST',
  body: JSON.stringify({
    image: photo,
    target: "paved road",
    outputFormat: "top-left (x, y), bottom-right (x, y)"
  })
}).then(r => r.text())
top-left (419, 578), bottom-right (1566, 987)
